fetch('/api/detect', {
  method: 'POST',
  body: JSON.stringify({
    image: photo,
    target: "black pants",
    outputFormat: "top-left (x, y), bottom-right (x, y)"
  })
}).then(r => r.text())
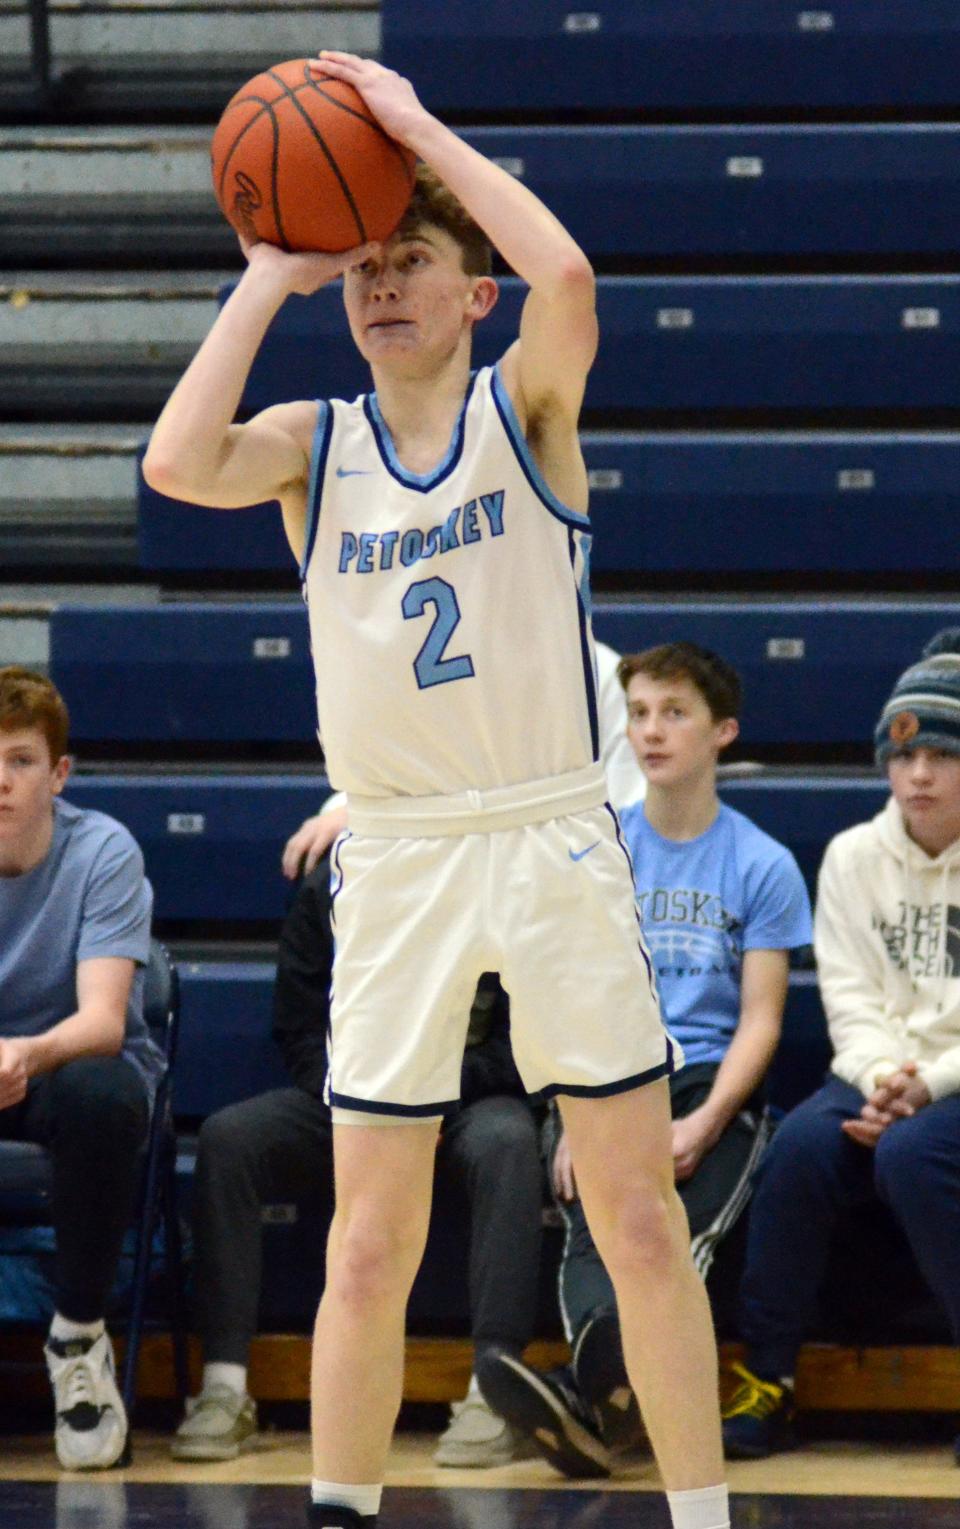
top-left (0, 1056), bottom-right (150, 1323)
top-left (193, 1088), bottom-right (542, 1365)
top-left (552, 1063), bottom-right (769, 1346)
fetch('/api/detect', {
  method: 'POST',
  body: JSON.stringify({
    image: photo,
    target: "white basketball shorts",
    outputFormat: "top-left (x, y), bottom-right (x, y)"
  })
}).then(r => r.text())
top-left (326, 763), bottom-right (680, 1123)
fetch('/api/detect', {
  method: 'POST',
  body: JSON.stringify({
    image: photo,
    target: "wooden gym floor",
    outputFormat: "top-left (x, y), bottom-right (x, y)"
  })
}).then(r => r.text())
top-left (1, 1429), bottom-right (959, 1527)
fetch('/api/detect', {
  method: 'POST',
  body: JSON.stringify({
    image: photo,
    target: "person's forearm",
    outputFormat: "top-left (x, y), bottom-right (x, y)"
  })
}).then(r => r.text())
top-left (698, 1023), bottom-right (780, 1134)
top-left (144, 263), bottom-right (291, 493)
top-left (406, 115), bottom-right (592, 294)
top-left (19, 1007), bottom-right (126, 1079)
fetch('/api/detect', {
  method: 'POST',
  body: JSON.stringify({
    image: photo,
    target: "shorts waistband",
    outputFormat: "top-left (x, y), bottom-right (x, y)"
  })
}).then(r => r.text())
top-left (347, 763), bottom-right (607, 838)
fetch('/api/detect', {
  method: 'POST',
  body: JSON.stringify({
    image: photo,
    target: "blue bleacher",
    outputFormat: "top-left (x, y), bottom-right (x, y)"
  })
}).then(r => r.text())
top-left (382, 1), bottom-right (960, 114)
top-left (172, 959), bottom-right (828, 1123)
top-left (592, 601), bottom-right (960, 745)
top-left (434, 126), bottom-right (960, 262)
top-left (138, 433), bottom-right (960, 579)
top-left (62, 776), bottom-right (325, 923)
top-left (62, 770), bottom-right (883, 923)
top-left (175, 961), bottom-right (286, 1117)
top-left (50, 603), bottom-right (315, 743)
top-left (718, 773), bottom-right (887, 896)
top-left (52, 600), bottom-right (960, 749)
top-left (235, 277), bottom-right (960, 419)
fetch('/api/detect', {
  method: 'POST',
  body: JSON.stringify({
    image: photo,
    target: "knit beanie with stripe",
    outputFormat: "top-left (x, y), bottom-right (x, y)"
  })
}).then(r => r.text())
top-left (875, 629), bottom-right (960, 765)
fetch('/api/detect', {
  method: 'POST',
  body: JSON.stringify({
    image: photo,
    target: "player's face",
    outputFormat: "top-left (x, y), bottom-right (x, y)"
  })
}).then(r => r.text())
top-left (0, 728), bottom-right (68, 854)
top-left (342, 225), bottom-right (486, 373)
top-left (888, 746), bottom-right (960, 855)
top-left (625, 673), bottom-right (734, 789)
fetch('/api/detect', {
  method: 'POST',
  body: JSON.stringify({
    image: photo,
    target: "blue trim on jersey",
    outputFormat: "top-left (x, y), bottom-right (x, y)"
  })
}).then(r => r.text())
top-left (603, 801), bottom-right (658, 998)
top-left (540, 1050), bottom-right (675, 1102)
top-left (570, 529), bottom-right (600, 759)
top-left (329, 1090), bottom-right (456, 1118)
top-left (364, 372), bottom-right (478, 493)
top-left (299, 401), bottom-right (333, 581)
top-left (490, 362), bottom-right (591, 529)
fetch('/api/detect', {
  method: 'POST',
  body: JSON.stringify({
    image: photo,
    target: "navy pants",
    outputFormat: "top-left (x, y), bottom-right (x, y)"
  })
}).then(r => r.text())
top-left (740, 1074), bottom-right (960, 1379)
top-left (0, 1056), bottom-right (150, 1323)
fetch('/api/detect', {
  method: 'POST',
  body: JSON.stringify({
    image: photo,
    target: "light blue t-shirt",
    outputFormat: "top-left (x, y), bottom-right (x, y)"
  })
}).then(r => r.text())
top-left (620, 800), bottom-right (813, 1067)
top-left (0, 797), bottom-right (163, 1096)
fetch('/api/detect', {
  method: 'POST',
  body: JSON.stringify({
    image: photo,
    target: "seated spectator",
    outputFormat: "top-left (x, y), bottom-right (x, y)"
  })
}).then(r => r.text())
top-left (0, 667), bottom-right (162, 1469)
top-left (172, 857), bottom-right (542, 1468)
top-left (480, 642), bottom-right (811, 1477)
top-left (723, 630), bottom-right (960, 1463)
top-left (280, 641), bottom-right (645, 879)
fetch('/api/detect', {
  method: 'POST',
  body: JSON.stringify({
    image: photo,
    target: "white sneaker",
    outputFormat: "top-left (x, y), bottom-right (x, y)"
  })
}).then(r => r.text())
top-left (44, 1330), bottom-right (127, 1470)
top-left (171, 1383), bottom-right (258, 1461)
top-left (434, 1385), bottom-right (534, 1468)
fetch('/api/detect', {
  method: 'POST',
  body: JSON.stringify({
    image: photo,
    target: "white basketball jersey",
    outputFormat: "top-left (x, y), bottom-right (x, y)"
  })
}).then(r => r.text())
top-left (301, 362), bottom-right (599, 798)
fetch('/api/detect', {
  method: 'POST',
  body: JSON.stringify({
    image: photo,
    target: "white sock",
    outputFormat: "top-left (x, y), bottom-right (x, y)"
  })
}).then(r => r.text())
top-left (666, 1483), bottom-right (730, 1529)
top-left (203, 1361), bottom-right (248, 1397)
top-left (49, 1313), bottom-right (105, 1344)
top-left (310, 1481), bottom-right (382, 1518)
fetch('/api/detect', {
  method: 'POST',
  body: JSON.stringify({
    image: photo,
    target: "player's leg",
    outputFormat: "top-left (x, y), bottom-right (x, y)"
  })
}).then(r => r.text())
top-left (311, 1118), bottom-right (440, 1504)
top-left (558, 1080), bottom-right (725, 1496)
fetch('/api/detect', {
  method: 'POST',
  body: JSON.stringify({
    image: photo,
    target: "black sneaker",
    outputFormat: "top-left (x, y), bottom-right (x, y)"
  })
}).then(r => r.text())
top-left (572, 1308), bottom-right (642, 1451)
top-left (306, 1506), bottom-right (376, 1527)
top-left (721, 1361), bottom-right (796, 1459)
top-left (477, 1352), bottom-right (610, 1479)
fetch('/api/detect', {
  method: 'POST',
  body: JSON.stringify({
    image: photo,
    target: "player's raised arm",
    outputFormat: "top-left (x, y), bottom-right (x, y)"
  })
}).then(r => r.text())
top-left (142, 239), bottom-right (377, 512)
top-left (311, 53), bottom-right (598, 428)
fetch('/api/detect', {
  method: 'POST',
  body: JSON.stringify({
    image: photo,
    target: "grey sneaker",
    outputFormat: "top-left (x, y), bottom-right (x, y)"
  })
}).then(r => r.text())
top-left (44, 1330), bottom-right (127, 1470)
top-left (170, 1383), bottom-right (258, 1461)
top-left (433, 1385), bottom-right (531, 1467)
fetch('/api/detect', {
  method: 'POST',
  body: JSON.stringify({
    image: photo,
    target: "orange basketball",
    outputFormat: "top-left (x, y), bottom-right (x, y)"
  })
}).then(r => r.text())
top-left (210, 58), bottom-right (417, 253)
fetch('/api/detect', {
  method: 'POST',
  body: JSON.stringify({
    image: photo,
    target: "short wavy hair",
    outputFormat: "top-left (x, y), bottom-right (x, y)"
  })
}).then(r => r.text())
top-left (0, 666), bottom-right (69, 761)
top-left (395, 163), bottom-right (492, 277)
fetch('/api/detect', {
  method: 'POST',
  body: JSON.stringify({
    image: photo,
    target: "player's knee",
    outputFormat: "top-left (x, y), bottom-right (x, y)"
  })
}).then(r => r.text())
top-left (327, 1215), bottom-right (423, 1313)
top-left (601, 1182), bottom-right (682, 1286)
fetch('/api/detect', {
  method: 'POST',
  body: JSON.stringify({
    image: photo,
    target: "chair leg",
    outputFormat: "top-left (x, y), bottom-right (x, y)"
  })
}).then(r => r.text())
top-left (162, 1160), bottom-right (191, 1403)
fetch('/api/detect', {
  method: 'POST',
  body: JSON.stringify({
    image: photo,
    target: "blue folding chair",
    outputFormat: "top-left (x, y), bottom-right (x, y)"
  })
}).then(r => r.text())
top-left (0, 939), bottom-right (189, 1453)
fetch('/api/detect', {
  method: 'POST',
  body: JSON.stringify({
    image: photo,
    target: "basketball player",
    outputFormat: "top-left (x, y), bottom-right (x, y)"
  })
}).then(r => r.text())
top-left (143, 52), bottom-right (730, 1529)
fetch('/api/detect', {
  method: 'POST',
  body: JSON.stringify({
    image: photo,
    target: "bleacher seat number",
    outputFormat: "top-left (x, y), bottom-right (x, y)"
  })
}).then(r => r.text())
top-left (587, 469), bottom-right (623, 491)
top-left (491, 157), bottom-right (525, 179)
top-left (902, 307), bottom-right (941, 329)
top-left (797, 11), bottom-right (835, 30)
top-left (563, 12), bottom-right (602, 33)
top-left (253, 636), bottom-right (291, 659)
top-left (166, 813), bottom-right (206, 835)
top-left (837, 469), bottom-right (875, 491)
top-left (766, 639), bottom-right (806, 661)
top-left (656, 308), bottom-right (695, 330)
top-left (726, 157), bottom-right (764, 179)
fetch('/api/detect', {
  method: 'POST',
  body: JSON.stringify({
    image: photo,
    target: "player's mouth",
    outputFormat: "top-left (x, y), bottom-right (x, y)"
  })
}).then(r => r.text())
top-left (642, 752), bottom-right (671, 766)
top-left (367, 318), bottom-right (412, 331)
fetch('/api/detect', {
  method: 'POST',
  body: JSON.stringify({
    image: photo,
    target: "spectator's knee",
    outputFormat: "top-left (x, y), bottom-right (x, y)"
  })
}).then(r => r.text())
top-left (873, 1124), bottom-right (920, 1206)
top-left (51, 1058), bottom-right (146, 1147)
top-left (197, 1103), bottom-right (259, 1167)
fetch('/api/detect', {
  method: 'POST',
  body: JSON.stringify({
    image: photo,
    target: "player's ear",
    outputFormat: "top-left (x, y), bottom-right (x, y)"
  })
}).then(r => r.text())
top-left (466, 276), bottom-right (499, 323)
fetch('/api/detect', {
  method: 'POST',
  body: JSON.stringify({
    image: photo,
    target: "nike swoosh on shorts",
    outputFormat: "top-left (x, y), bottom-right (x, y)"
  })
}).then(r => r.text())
top-left (568, 841), bottom-right (601, 862)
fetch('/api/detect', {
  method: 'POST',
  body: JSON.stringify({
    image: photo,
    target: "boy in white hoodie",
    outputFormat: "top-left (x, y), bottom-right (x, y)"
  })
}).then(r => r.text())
top-left (723, 629), bottom-right (960, 1461)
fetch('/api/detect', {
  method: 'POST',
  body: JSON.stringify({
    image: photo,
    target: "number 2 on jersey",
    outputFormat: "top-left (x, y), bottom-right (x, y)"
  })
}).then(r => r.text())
top-left (401, 576), bottom-right (475, 689)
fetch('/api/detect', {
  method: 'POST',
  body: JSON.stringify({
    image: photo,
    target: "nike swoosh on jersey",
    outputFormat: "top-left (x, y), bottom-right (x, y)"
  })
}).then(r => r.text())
top-left (568, 841), bottom-right (601, 862)
top-left (335, 466), bottom-right (374, 478)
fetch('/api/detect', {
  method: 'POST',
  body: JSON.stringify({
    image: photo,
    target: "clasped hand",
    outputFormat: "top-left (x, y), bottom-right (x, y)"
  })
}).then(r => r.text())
top-left (841, 1061), bottom-right (932, 1149)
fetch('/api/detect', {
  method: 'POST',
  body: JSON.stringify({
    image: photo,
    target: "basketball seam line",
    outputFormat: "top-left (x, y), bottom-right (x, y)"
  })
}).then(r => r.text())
top-left (307, 77), bottom-right (416, 188)
top-left (216, 91), bottom-right (289, 250)
top-left (266, 63), bottom-right (366, 245)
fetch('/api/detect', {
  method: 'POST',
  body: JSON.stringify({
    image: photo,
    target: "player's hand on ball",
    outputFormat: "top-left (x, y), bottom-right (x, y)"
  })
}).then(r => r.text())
top-left (240, 234), bottom-right (380, 296)
top-left (310, 52), bottom-right (425, 146)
